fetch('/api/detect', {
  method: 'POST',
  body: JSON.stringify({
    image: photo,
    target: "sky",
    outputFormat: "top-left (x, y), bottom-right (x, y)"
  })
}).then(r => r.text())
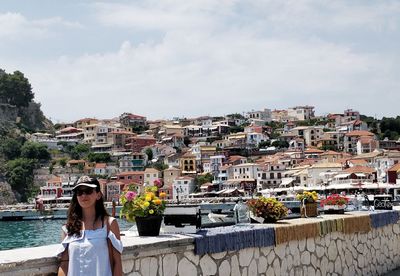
top-left (0, 0), bottom-right (399, 123)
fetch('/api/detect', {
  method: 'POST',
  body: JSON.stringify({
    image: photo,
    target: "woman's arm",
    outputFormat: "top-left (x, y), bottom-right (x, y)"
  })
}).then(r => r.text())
top-left (110, 219), bottom-right (123, 276)
top-left (58, 231), bottom-right (68, 276)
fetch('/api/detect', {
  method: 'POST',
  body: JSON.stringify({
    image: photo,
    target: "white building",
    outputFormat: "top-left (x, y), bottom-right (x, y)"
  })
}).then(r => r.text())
top-left (144, 168), bottom-right (161, 186)
top-left (257, 163), bottom-right (287, 189)
top-left (290, 126), bottom-right (324, 147)
top-left (246, 109), bottom-right (272, 124)
top-left (172, 176), bottom-right (195, 201)
top-left (232, 163), bottom-right (260, 180)
top-left (209, 155), bottom-right (225, 177)
top-left (246, 132), bottom-right (269, 148)
top-left (287, 106), bottom-right (315, 121)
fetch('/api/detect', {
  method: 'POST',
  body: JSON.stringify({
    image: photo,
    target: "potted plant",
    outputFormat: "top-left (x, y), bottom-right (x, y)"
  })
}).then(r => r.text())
top-left (247, 197), bottom-right (288, 223)
top-left (120, 185), bottom-right (166, 236)
top-left (296, 191), bottom-right (319, 217)
top-left (320, 194), bottom-right (348, 214)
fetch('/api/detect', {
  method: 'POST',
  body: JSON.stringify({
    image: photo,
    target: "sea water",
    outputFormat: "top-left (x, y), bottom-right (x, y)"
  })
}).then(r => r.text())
top-left (0, 219), bottom-right (132, 251)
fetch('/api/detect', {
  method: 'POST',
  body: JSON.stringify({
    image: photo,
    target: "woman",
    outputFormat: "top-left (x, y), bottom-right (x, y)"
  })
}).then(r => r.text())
top-left (57, 176), bottom-right (123, 276)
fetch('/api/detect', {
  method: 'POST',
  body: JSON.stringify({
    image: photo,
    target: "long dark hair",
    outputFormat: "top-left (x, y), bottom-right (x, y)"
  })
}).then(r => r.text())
top-left (66, 181), bottom-right (109, 237)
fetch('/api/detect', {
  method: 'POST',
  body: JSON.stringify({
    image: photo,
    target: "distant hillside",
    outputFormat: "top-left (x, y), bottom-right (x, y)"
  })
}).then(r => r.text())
top-left (0, 69), bottom-right (53, 204)
top-left (0, 69), bottom-right (54, 134)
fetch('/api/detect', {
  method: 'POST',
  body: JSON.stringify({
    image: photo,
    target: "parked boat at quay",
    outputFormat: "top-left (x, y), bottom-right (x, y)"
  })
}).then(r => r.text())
top-left (0, 205), bottom-right (122, 221)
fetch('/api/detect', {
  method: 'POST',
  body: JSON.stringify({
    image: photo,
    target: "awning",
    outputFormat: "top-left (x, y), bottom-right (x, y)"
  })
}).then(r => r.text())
top-left (326, 183), bottom-right (359, 189)
top-left (355, 173), bottom-right (366, 177)
top-left (334, 173), bottom-right (351, 179)
top-left (279, 178), bottom-right (295, 187)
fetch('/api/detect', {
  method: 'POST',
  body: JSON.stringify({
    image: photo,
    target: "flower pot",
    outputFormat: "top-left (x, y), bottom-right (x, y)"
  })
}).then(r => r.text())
top-left (323, 205), bottom-right (345, 214)
top-left (301, 202), bottom-right (318, 218)
top-left (135, 215), bottom-right (163, 236)
top-left (263, 217), bottom-right (278, 223)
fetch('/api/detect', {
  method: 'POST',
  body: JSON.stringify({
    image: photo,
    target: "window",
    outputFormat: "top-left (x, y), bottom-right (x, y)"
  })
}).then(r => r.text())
top-left (270, 173), bottom-right (274, 179)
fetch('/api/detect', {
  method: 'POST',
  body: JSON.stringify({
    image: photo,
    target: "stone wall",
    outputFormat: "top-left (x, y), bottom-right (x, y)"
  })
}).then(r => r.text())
top-left (1, 212), bottom-right (400, 276)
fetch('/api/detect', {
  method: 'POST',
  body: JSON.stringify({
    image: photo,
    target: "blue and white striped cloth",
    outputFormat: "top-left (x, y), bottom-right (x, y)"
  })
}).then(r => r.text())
top-left (370, 210), bottom-right (399, 229)
top-left (192, 225), bottom-right (275, 255)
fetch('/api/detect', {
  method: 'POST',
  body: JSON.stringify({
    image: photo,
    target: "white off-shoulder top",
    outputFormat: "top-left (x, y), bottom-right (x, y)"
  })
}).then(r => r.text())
top-left (56, 218), bottom-right (123, 276)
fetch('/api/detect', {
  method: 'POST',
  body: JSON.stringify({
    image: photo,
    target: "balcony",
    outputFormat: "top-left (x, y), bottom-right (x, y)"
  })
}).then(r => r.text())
top-left (330, 179), bottom-right (373, 185)
top-left (131, 159), bottom-right (144, 166)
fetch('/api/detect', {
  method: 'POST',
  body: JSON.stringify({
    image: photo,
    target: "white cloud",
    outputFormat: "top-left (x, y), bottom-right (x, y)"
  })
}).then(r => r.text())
top-left (28, 28), bottom-right (397, 122)
top-left (0, 12), bottom-right (82, 39)
top-left (1, 1), bottom-right (399, 122)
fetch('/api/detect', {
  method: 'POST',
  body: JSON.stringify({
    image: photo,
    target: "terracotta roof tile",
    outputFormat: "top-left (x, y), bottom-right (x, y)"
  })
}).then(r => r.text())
top-left (117, 171), bottom-right (144, 176)
top-left (345, 130), bottom-right (374, 137)
top-left (95, 163), bottom-right (107, 168)
top-left (348, 159), bottom-right (368, 165)
top-left (321, 150), bottom-right (341, 156)
top-left (387, 163), bottom-right (400, 172)
top-left (343, 166), bottom-right (376, 174)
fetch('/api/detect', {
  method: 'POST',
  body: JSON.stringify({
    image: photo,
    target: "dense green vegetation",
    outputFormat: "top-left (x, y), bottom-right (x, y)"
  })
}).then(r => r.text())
top-left (0, 68), bottom-right (53, 202)
top-left (87, 152), bottom-right (111, 163)
top-left (0, 138), bottom-right (51, 201)
top-left (0, 70), bottom-right (34, 107)
top-left (360, 115), bottom-right (400, 140)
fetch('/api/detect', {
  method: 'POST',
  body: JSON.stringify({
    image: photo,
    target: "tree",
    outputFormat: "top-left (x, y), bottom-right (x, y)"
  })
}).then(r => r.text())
top-left (258, 140), bottom-right (271, 149)
top-left (0, 70), bottom-right (34, 107)
top-left (196, 173), bottom-right (214, 186)
top-left (20, 141), bottom-right (50, 161)
top-left (229, 125), bottom-right (244, 133)
top-left (87, 152), bottom-right (111, 163)
top-left (226, 113), bottom-right (245, 119)
top-left (6, 158), bottom-right (36, 202)
top-left (271, 140), bottom-right (289, 149)
top-left (183, 137), bottom-right (191, 147)
top-left (145, 148), bottom-right (153, 161)
top-left (152, 161), bottom-right (168, 171)
top-left (49, 163), bottom-right (54, 174)
top-left (77, 162), bottom-right (85, 172)
top-left (71, 143), bottom-right (90, 160)
top-left (0, 137), bottom-right (23, 160)
top-left (59, 158), bottom-right (68, 168)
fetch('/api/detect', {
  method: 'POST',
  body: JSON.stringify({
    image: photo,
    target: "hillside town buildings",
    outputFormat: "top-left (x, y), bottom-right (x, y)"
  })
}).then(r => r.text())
top-left (32, 108), bottom-right (400, 202)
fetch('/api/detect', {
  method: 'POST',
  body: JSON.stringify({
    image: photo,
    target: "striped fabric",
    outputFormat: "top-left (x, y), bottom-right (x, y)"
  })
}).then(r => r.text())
top-left (193, 225), bottom-right (275, 255)
top-left (370, 211), bottom-right (400, 229)
top-left (275, 223), bottom-right (319, 245)
top-left (319, 218), bottom-right (344, 236)
top-left (342, 214), bottom-right (371, 234)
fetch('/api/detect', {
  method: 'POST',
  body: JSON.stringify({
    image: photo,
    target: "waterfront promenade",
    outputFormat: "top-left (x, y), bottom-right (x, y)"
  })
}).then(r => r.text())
top-left (1, 210), bottom-right (400, 275)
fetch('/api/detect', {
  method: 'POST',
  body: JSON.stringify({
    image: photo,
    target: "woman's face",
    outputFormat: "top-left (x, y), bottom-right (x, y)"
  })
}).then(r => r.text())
top-left (76, 187), bottom-right (101, 209)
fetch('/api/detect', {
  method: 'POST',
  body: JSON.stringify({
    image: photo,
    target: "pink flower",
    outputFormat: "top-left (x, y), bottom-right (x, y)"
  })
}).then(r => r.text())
top-left (126, 191), bottom-right (137, 202)
top-left (153, 179), bottom-right (162, 188)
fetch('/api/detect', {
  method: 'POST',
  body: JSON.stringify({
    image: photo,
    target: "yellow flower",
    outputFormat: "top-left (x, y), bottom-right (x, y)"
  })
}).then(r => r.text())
top-left (149, 209), bottom-right (154, 214)
top-left (143, 201), bottom-right (150, 208)
top-left (159, 192), bottom-right (166, 198)
top-left (153, 199), bottom-right (162, 205)
top-left (145, 195), bottom-right (152, 201)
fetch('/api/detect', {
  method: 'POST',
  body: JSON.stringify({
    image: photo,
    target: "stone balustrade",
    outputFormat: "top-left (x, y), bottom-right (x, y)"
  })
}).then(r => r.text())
top-left (1, 211), bottom-right (400, 276)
